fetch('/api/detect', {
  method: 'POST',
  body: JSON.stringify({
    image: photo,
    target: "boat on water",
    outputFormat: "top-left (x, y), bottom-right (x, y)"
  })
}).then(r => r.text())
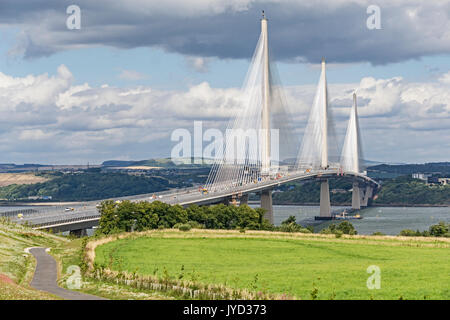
top-left (334, 209), bottom-right (362, 220)
top-left (314, 209), bottom-right (362, 220)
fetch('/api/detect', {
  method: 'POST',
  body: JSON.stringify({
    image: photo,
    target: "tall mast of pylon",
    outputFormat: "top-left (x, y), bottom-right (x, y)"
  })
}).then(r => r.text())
top-left (261, 10), bottom-right (271, 175)
top-left (352, 92), bottom-right (359, 173)
top-left (321, 58), bottom-right (328, 169)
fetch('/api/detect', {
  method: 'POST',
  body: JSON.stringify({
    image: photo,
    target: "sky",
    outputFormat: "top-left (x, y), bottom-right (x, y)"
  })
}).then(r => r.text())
top-left (0, 0), bottom-right (449, 165)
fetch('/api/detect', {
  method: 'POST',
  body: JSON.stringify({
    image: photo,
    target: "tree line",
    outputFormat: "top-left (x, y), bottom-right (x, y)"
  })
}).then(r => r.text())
top-left (96, 200), bottom-right (364, 237)
top-left (0, 171), bottom-right (174, 201)
top-left (96, 200), bottom-right (273, 235)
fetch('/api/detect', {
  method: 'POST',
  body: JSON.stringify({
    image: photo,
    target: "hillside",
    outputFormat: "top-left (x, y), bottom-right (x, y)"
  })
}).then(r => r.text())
top-left (0, 173), bottom-right (49, 187)
top-left (0, 219), bottom-right (64, 299)
top-left (0, 171), bottom-right (176, 201)
top-left (368, 162), bottom-right (450, 177)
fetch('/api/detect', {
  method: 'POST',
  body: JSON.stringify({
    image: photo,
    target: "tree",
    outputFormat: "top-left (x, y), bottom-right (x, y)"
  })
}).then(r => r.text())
top-left (429, 222), bottom-right (449, 237)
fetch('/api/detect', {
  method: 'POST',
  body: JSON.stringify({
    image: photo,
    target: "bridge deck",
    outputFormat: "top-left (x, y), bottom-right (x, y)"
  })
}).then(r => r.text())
top-left (2, 170), bottom-right (378, 231)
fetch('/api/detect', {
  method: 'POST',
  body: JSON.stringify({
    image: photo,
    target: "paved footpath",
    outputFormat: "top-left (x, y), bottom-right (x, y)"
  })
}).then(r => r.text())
top-left (29, 247), bottom-right (107, 300)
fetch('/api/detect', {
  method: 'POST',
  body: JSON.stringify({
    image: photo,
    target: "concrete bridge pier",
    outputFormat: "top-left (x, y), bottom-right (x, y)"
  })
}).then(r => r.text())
top-left (223, 196), bottom-right (232, 206)
top-left (239, 194), bottom-right (249, 206)
top-left (69, 229), bottom-right (87, 237)
top-left (361, 185), bottom-right (373, 207)
top-left (260, 189), bottom-right (273, 224)
top-left (359, 187), bottom-right (365, 204)
top-left (319, 180), bottom-right (331, 217)
top-left (352, 181), bottom-right (361, 210)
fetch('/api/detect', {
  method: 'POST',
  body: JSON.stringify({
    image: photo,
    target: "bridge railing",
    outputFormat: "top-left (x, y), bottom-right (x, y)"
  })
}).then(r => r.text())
top-left (32, 214), bottom-right (100, 229)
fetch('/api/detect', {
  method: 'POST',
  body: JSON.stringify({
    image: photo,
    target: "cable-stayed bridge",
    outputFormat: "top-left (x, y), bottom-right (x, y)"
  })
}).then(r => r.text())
top-left (4, 14), bottom-right (379, 234)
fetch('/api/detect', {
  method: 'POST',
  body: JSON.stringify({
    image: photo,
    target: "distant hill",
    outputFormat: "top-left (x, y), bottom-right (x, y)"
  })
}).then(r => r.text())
top-left (368, 162), bottom-right (450, 176)
top-left (0, 163), bottom-right (46, 170)
top-left (102, 158), bottom-right (212, 168)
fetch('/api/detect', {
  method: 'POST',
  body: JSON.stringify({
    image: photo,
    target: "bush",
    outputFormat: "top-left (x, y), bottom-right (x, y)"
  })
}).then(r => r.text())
top-left (277, 216), bottom-right (312, 233)
top-left (178, 224), bottom-right (191, 232)
top-left (371, 232), bottom-right (385, 236)
top-left (186, 220), bottom-right (204, 229)
top-left (399, 222), bottom-right (449, 237)
top-left (320, 221), bottom-right (357, 235)
top-left (399, 229), bottom-right (419, 237)
top-left (429, 221), bottom-right (449, 237)
top-left (334, 230), bottom-right (343, 238)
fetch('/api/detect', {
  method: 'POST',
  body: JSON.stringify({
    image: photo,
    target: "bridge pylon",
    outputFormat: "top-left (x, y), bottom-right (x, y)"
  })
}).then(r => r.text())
top-left (319, 179), bottom-right (331, 217)
top-left (319, 58), bottom-right (331, 217)
top-left (239, 193), bottom-right (249, 206)
top-left (261, 189), bottom-right (274, 223)
top-left (341, 92), bottom-right (363, 174)
top-left (361, 185), bottom-right (373, 207)
top-left (352, 181), bottom-right (361, 210)
top-left (261, 13), bottom-right (271, 176)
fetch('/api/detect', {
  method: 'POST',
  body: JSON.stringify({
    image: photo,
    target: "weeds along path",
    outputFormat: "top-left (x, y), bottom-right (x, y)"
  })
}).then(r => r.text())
top-left (30, 247), bottom-right (107, 300)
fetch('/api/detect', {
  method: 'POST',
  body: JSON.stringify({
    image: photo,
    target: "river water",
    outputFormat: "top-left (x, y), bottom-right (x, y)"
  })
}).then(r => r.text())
top-left (1, 205), bottom-right (449, 236)
top-left (268, 205), bottom-right (450, 235)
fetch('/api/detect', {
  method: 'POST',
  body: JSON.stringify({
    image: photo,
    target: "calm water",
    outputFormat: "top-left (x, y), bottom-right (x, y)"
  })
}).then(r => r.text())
top-left (268, 205), bottom-right (450, 235)
top-left (1, 205), bottom-right (449, 236)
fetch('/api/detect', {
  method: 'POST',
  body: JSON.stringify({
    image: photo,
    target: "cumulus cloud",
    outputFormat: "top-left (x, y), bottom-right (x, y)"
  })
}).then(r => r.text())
top-left (2, 0), bottom-right (450, 64)
top-left (0, 65), bottom-right (449, 164)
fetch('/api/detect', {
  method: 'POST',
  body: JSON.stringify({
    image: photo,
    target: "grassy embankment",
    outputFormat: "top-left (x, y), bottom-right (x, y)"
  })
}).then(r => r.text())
top-left (0, 219), bottom-right (170, 300)
top-left (93, 229), bottom-right (450, 300)
top-left (0, 218), bottom-right (65, 299)
top-left (2, 220), bottom-right (449, 300)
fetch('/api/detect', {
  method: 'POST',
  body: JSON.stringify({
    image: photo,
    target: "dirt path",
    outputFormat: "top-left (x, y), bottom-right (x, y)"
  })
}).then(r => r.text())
top-left (29, 247), bottom-right (107, 300)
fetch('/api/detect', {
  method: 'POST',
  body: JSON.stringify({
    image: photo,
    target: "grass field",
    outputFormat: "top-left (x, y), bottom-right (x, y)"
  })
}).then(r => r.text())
top-left (95, 230), bottom-right (450, 300)
top-left (0, 220), bottom-right (173, 300)
top-left (0, 173), bottom-right (49, 187)
top-left (0, 219), bottom-right (64, 299)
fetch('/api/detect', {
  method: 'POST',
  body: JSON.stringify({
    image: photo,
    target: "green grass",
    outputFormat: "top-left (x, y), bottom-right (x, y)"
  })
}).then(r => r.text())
top-left (95, 232), bottom-right (450, 300)
top-left (0, 280), bottom-right (58, 300)
top-left (0, 219), bottom-right (66, 299)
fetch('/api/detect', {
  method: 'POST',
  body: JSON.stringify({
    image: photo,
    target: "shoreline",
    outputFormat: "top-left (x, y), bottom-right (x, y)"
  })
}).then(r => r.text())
top-left (1, 201), bottom-right (449, 208)
top-left (268, 202), bottom-right (449, 208)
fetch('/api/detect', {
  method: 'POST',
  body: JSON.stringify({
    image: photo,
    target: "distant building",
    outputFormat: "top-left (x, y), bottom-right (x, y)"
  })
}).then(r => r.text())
top-left (412, 173), bottom-right (431, 181)
top-left (427, 176), bottom-right (450, 185)
top-left (331, 188), bottom-right (348, 194)
top-left (27, 195), bottom-right (52, 200)
top-left (427, 176), bottom-right (440, 184)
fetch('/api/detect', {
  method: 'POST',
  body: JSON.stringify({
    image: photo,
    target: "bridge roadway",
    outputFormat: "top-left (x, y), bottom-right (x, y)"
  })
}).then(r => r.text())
top-left (4, 169), bottom-right (378, 232)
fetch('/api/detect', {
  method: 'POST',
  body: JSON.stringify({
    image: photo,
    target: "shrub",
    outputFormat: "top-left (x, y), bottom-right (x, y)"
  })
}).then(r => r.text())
top-left (429, 221), bottom-right (449, 237)
top-left (178, 224), bottom-right (191, 232)
top-left (321, 222), bottom-right (357, 235)
top-left (278, 216), bottom-right (311, 233)
top-left (334, 230), bottom-right (343, 238)
top-left (399, 229), bottom-right (417, 237)
top-left (186, 220), bottom-right (204, 229)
